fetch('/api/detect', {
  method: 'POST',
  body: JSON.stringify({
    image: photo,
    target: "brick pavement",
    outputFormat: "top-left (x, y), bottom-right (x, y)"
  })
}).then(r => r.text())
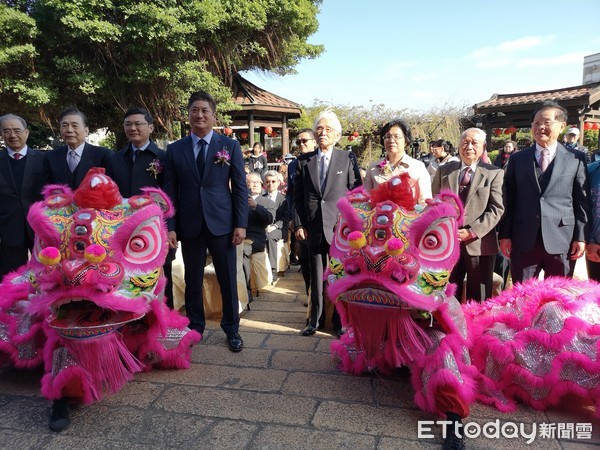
top-left (1, 267), bottom-right (599, 449)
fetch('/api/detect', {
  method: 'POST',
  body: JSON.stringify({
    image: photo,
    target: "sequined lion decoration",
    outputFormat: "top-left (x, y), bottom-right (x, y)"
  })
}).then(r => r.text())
top-left (0, 168), bottom-right (200, 430)
top-left (326, 174), bottom-right (600, 449)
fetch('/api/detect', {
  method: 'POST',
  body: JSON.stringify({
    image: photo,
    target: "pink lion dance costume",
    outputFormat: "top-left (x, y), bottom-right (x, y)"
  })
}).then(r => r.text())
top-left (0, 168), bottom-right (200, 430)
top-left (326, 174), bottom-right (600, 449)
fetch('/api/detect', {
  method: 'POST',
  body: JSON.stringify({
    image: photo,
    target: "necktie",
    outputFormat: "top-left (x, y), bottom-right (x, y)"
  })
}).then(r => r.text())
top-left (196, 140), bottom-right (207, 177)
top-left (319, 155), bottom-right (327, 191)
top-left (540, 149), bottom-right (549, 172)
top-left (132, 148), bottom-right (140, 163)
top-left (13, 153), bottom-right (21, 160)
top-left (459, 167), bottom-right (472, 202)
top-left (68, 150), bottom-right (79, 172)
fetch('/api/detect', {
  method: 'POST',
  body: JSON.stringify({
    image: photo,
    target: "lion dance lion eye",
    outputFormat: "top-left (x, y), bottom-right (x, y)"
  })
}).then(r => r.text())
top-left (417, 218), bottom-right (456, 264)
top-left (124, 219), bottom-right (162, 265)
top-left (423, 233), bottom-right (440, 249)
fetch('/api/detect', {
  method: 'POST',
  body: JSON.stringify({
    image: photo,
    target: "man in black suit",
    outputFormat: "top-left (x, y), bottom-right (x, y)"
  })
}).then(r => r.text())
top-left (263, 169), bottom-right (287, 282)
top-left (0, 114), bottom-right (48, 277)
top-left (243, 172), bottom-right (275, 300)
top-left (499, 100), bottom-right (589, 282)
top-left (109, 107), bottom-right (175, 308)
top-left (45, 107), bottom-right (112, 189)
top-left (294, 110), bottom-right (362, 336)
top-left (162, 91), bottom-right (248, 352)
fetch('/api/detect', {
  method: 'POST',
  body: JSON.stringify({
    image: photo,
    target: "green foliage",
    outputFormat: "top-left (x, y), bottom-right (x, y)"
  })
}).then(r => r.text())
top-left (0, 0), bottom-right (323, 139)
top-left (99, 130), bottom-right (115, 150)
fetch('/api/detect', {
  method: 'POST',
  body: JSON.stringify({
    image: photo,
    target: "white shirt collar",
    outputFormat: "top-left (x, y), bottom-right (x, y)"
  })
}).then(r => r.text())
top-left (536, 142), bottom-right (558, 158)
top-left (68, 142), bottom-right (85, 156)
top-left (192, 130), bottom-right (214, 147)
top-left (7, 146), bottom-right (27, 158)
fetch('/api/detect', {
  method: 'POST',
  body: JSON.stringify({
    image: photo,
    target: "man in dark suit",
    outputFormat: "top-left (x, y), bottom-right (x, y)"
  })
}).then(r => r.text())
top-left (432, 128), bottom-right (504, 302)
top-left (0, 114), bottom-right (48, 278)
top-left (244, 172), bottom-right (275, 300)
top-left (499, 100), bottom-right (589, 282)
top-left (45, 107), bottom-right (112, 189)
top-left (162, 91), bottom-right (248, 352)
top-left (109, 107), bottom-right (175, 308)
top-left (294, 110), bottom-right (362, 336)
top-left (263, 169), bottom-right (287, 282)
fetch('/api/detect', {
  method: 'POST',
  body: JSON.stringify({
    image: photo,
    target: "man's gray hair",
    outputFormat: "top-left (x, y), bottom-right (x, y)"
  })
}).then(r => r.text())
top-left (313, 109), bottom-right (342, 135)
top-left (264, 170), bottom-right (279, 180)
top-left (461, 127), bottom-right (486, 141)
top-left (246, 172), bottom-right (263, 183)
top-left (0, 114), bottom-right (27, 129)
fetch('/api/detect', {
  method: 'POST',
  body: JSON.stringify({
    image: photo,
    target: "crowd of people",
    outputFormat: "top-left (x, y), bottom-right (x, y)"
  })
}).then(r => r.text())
top-left (1, 96), bottom-right (599, 357)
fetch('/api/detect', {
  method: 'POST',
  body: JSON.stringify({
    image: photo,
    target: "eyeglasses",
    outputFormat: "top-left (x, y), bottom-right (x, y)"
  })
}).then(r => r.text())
top-left (1, 128), bottom-right (25, 135)
top-left (316, 126), bottom-right (335, 134)
top-left (295, 138), bottom-right (313, 145)
top-left (265, 180), bottom-right (279, 184)
top-left (383, 134), bottom-right (405, 141)
top-left (531, 120), bottom-right (562, 128)
top-left (124, 122), bottom-right (149, 128)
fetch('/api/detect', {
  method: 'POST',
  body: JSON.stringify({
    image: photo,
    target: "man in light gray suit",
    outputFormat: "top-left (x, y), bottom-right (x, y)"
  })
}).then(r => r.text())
top-left (432, 128), bottom-right (504, 302)
top-left (499, 100), bottom-right (589, 282)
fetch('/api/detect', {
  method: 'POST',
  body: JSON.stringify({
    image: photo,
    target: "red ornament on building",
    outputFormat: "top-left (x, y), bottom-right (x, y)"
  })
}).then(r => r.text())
top-left (592, 123), bottom-right (600, 131)
top-left (352, 131), bottom-right (360, 138)
top-left (264, 126), bottom-right (273, 135)
top-left (584, 122), bottom-right (593, 131)
top-left (240, 132), bottom-right (248, 140)
top-left (223, 127), bottom-right (233, 136)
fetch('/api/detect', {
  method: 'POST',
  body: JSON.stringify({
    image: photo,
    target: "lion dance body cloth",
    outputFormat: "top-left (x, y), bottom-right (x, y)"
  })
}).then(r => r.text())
top-left (0, 169), bottom-right (200, 405)
top-left (326, 174), bottom-right (600, 419)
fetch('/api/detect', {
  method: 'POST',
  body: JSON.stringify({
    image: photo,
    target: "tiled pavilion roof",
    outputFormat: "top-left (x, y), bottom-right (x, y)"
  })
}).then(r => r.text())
top-left (474, 82), bottom-right (600, 112)
top-left (231, 74), bottom-right (301, 116)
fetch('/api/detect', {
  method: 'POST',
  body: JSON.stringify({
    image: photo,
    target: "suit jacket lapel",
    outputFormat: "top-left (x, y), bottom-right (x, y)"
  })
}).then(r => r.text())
top-left (545, 144), bottom-right (567, 192)
top-left (524, 147), bottom-right (542, 193)
top-left (307, 151), bottom-right (320, 194)
top-left (21, 147), bottom-right (38, 195)
top-left (323, 149), bottom-right (341, 196)
top-left (465, 166), bottom-right (483, 204)
top-left (448, 165), bottom-right (460, 193)
top-left (203, 135), bottom-right (221, 182)
top-left (0, 152), bottom-right (16, 192)
top-left (181, 136), bottom-right (199, 183)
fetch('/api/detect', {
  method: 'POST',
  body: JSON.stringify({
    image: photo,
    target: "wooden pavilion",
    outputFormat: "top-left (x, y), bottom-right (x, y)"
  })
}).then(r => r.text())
top-left (226, 73), bottom-right (302, 156)
top-left (473, 82), bottom-right (600, 148)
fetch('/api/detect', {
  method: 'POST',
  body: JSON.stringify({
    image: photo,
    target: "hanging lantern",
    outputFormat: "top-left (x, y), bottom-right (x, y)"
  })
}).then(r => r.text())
top-left (240, 132), bottom-right (248, 140)
top-left (352, 131), bottom-right (360, 138)
top-left (506, 126), bottom-right (517, 134)
top-left (348, 135), bottom-right (355, 141)
top-left (504, 128), bottom-right (511, 135)
top-left (223, 127), bottom-right (233, 136)
top-left (264, 126), bottom-right (273, 135)
top-left (584, 122), bottom-right (593, 131)
top-left (493, 128), bottom-right (502, 136)
top-left (592, 123), bottom-right (600, 131)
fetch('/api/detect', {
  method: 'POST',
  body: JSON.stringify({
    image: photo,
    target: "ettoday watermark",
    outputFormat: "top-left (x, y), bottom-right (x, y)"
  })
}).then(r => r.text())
top-left (418, 420), bottom-right (593, 444)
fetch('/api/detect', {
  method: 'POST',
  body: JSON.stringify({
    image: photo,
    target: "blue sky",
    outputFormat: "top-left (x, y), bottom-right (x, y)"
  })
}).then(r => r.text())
top-left (242, 0), bottom-right (600, 112)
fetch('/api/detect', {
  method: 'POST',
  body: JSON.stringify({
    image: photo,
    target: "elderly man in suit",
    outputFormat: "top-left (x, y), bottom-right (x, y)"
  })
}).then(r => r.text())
top-left (294, 110), bottom-right (362, 336)
top-left (162, 91), bottom-right (248, 352)
top-left (109, 107), bottom-right (175, 308)
top-left (499, 100), bottom-right (589, 282)
top-left (432, 128), bottom-right (504, 302)
top-left (263, 169), bottom-right (287, 282)
top-left (0, 114), bottom-right (48, 277)
top-left (244, 172), bottom-right (275, 300)
top-left (45, 107), bottom-right (112, 189)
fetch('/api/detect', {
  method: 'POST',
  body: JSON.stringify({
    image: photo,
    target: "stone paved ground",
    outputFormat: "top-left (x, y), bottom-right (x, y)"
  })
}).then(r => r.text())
top-left (1, 267), bottom-right (599, 449)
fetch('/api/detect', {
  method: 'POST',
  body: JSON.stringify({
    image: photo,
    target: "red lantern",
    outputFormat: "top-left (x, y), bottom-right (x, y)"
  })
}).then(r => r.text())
top-left (223, 127), bottom-right (233, 136)
top-left (240, 132), bottom-right (248, 139)
top-left (584, 122), bottom-right (593, 131)
top-left (506, 126), bottom-right (517, 134)
top-left (504, 128), bottom-right (511, 135)
top-left (352, 131), bottom-right (359, 138)
top-left (493, 129), bottom-right (502, 136)
top-left (593, 123), bottom-right (600, 131)
top-left (348, 135), bottom-right (355, 141)
top-left (264, 126), bottom-right (273, 135)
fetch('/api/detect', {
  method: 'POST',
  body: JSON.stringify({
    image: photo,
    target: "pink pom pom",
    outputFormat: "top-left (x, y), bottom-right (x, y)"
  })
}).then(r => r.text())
top-left (348, 231), bottom-right (366, 249)
top-left (385, 237), bottom-right (404, 256)
top-left (85, 244), bottom-right (106, 263)
top-left (38, 247), bottom-right (61, 266)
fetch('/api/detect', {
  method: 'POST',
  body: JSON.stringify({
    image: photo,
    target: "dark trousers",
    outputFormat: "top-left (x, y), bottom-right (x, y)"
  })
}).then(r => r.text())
top-left (180, 227), bottom-right (239, 336)
top-left (308, 238), bottom-right (341, 330)
top-left (298, 239), bottom-right (311, 295)
top-left (163, 248), bottom-right (176, 308)
top-left (511, 233), bottom-right (570, 283)
top-left (586, 258), bottom-right (600, 282)
top-left (0, 243), bottom-right (30, 280)
top-left (449, 245), bottom-right (494, 302)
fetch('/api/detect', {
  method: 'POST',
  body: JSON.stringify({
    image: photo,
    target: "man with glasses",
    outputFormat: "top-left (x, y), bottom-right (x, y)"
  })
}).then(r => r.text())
top-left (109, 107), bottom-right (175, 308)
top-left (45, 107), bottom-right (112, 189)
top-left (499, 100), bottom-right (589, 282)
top-left (263, 170), bottom-right (287, 283)
top-left (294, 111), bottom-right (362, 337)
top-left (0, 114), bottom-right (48, 277)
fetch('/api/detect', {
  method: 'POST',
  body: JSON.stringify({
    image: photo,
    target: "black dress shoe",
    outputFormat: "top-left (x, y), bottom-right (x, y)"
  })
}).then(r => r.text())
top-left (227, 333), bottom-right (244, 352)
top-left (301, 325), bottom-right (317, 336)
top-left (334, 328), bottom-right (346, 338)
top-left (49, 397), bottom-right (70, 432)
